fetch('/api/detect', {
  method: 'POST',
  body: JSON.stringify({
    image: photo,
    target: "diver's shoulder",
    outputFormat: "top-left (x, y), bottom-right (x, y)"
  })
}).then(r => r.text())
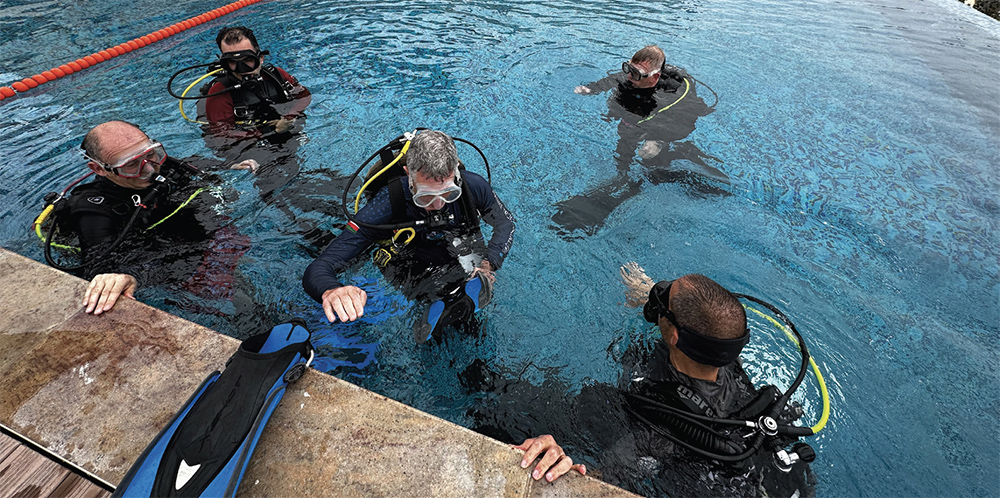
top-left (463, 169), bottom-right (488, 184)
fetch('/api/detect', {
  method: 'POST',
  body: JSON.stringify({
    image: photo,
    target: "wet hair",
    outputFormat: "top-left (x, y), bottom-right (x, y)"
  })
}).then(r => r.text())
top-left (670, 274), bottom-right (746, 340)
top-left (216, 26), bottom-right (260, 51)
top-left (80, 120), bottom-right (143, 162)
top-left (407, 130), bottom-right (459, 181)
top-left (631, 45), bottom-right (665, 70)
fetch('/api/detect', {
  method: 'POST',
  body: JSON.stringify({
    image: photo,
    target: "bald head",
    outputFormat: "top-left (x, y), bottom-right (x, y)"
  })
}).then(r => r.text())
top-left (669, 274), bottom-right (746, 340)
top-left (81, 121), bottom-right (147, 164)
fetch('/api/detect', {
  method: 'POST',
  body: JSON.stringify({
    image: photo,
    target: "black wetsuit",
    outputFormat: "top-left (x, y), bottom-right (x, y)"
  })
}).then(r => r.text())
top-left (62, 158), bottom-right (221, 284)
top-left (466, 341), bottom-right (814, 497)
top-left (582, 65), bottom-right (708, 146)
top-left (200, 66), bottom-right (340, 250)
top-left (302, 171), bottom-right (515, 303)
top-left (553, 65), bottom-right (722, 237)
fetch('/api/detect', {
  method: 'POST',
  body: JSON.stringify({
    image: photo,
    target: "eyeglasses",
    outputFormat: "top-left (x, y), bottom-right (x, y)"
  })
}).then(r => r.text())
top-left (622, 61), bottom-right (660, 80)
top-left (220, 50), bottom-right (261, 72)
top-left (87, 141), bottom-right (167, 179)
top-left (412, 184), bottom-right (462, 208)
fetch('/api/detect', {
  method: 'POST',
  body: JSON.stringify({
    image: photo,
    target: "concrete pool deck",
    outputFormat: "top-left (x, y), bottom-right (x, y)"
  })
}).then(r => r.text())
top-left (0, 247), bottom-right (638, 497)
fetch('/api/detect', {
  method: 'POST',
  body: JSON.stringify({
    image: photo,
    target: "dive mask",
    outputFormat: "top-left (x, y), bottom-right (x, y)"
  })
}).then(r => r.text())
top-left (412, 184), bottom-right (462, 209)
top-left (220, 49), bottom-right (266, 74)
top-left (622, 61), bottom-right (660, 81)
top-left (410, 170), bottom-right (463, 208)
top-left (644, 280), bottom-right (750, 367)
top-left (86, 140), bottom-right (167, 180)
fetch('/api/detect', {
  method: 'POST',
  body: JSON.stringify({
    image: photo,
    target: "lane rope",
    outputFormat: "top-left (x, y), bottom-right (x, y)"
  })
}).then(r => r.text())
top-left (0, 0), bottom-right (264, 101)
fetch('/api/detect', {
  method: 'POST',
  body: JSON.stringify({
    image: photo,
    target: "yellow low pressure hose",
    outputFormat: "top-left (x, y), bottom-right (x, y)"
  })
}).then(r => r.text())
top-left (745, 305), bottom-right (830, 434)
top-left (32, 204), bottom-right (54, 241)
top-left (146, 188), bottom-right (205, 231)
top-left (32, 203), bottom-right (78, 251)
top-left (637, 77), bottom-right (691, 125)
top-left (354, 140), bottom-right (411, 213)
top-left (179, 69), bottom-right (223, 124)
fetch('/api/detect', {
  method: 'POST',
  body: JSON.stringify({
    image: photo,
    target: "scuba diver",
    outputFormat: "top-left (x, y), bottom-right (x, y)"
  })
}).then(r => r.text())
top-left (168, 26), bottom-right (311, 202)
top-left (35, 121), bottom-right (258, 317)
top-left (302, 130), bottom-right (516, 343)
top-left (170, 27), bottom-right (340, 251)
top-left (555, 44), bottom-right (723, 237)
top-left (467, 265), bottom-right (827, 497)
top-left (202, 26), bottom-right (310, 142)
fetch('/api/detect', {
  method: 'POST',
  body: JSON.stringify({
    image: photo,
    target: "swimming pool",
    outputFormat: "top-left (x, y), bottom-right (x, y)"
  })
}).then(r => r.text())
top-left (1, 0), bottom-right (997, 495)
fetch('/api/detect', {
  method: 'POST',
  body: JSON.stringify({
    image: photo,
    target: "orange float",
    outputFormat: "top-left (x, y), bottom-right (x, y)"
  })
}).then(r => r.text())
top-left (3, 1), bottom-right (261, 95)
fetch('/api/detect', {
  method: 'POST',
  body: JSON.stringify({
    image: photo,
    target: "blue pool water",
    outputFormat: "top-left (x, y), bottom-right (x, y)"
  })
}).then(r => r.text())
top-left (1, 0), bottom-right (998, 496)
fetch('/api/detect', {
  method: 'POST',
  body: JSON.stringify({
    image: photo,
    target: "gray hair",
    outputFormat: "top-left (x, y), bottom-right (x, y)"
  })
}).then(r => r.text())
top-left (407, 130), bottom-right (459, 181)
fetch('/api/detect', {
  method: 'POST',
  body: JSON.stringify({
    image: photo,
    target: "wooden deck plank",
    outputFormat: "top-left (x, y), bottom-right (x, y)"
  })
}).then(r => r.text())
top-left (50, 472), bottom-right (112, 498)
top-left (0, 445), bottom-right (71, 497)
top-left (0, 445), bottom-right (47, 491)
top-left (0, 431), bottom-right (19, 461)
top-left (0, 435), bottom-right (111, 498)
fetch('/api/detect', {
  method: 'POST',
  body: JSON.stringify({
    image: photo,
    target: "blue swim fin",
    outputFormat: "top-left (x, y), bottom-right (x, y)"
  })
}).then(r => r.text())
top-left (464, 276), bottom-right (492, 313)
top-left (413, 300), bottom-right (446, 344)
top-left (112, 320), bottom-right (314, 498)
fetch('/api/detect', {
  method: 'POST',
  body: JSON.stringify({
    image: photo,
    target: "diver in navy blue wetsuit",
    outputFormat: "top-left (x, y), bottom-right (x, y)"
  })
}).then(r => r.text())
top-left (302, 130), bottom-right (515, 342)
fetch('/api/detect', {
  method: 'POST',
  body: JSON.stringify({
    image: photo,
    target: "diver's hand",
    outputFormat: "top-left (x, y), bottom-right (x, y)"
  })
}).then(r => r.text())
top-left (229, 159), bottom-right (260, 174)
top-left (514, 435), bottom-right (586, 483)
top-left (268, 118), bottom-right (294, 134)
top-left (83, 273), bottom-right (138, 315)
top-left (574, 85), bottom-right (592, 95)
top-left (621, 261), bottom-right (655, 307)
top-left (321, 286), bottom-right (367, 323)
top-left (470, 259), bottom-right (495, 285)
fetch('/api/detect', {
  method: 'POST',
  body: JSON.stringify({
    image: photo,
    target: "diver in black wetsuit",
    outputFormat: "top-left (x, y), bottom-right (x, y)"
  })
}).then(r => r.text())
top-left (554, 44), bottom-right (722, 237)
top-left (470, 267), bottom-right (816, 497)
top-left (42, 121), bottom-right (257, 317)
top-left (302, 130), bottom-right (515, 343)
